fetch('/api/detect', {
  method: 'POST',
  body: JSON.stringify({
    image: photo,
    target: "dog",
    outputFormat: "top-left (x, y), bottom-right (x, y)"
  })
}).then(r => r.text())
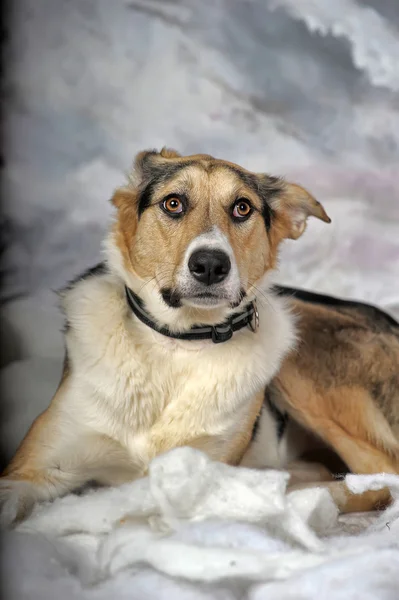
top-left (1, 148), bottom-right (398, 526)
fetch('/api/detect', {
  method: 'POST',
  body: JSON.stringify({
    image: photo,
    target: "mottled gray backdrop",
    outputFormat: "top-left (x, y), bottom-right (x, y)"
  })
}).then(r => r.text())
top-left (2, 0), bottom-right (399, 307)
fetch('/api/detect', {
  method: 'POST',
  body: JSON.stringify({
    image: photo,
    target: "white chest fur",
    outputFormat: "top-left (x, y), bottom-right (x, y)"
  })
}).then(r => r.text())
top-left (61, 275), bottom-right (296, 467)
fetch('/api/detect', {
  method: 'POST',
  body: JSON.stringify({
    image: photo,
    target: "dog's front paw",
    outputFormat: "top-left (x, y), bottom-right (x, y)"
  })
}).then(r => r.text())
top-left (0, 478), bottom-right (37, 528)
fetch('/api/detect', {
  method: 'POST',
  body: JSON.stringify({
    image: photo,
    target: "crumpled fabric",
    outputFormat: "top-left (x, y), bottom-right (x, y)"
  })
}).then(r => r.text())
top-left (3, 447), bottom-right (397, 600)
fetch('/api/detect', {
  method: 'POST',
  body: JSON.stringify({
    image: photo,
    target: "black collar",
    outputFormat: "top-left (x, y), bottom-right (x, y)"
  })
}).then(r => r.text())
top-left (125, 286), bottom-right (259, 344)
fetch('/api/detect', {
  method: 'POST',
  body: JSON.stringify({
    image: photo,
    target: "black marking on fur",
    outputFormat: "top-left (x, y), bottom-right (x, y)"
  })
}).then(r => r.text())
top-left (224, 166), bottom-right (258, 192)
top-left (260, 175), bottom-right (281, 231)
top-left (161, 287), bottom-right (182, 308)
top-left (370, 375), bottom-right (399, 409)
top-left (63, 262), bottom-right (108, 293)
top-left (138, 180), bottom-right (157, 217)
top-left (223, 166), bottom-right (280, 231)
top-left (275, 285), bottom-right (399, 330)
top-left (251, 409), bottom-right (261, 441)
top-left (371, 380), bottom-right (384, 401)
top-left (62, 351), bottom-right (69, 374)
top-left (265, 387), bottom-right (288, 441)
top-left (136, 156), bottom-right (282, 230)
top-left (137, 161), bottom-right (195, 218)
top-left (261, 201), bottom-right (273, 231)
top-left (251, 387), bottom-right (289, 442)
top-left (230, 288), bottom-right (247, 309)
top-left (61, 263), bottom-right (108, 332)
top-left (135, 150), bottom-right (159, 172)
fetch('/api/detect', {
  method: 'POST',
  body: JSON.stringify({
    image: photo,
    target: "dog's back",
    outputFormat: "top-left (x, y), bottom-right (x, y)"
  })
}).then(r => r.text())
top-left (277, 286), bottom-right (399, 441)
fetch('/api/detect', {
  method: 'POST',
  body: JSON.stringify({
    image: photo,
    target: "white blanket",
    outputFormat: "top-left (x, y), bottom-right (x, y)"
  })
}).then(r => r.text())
top-left (3, 447), bottom-right (398, 600)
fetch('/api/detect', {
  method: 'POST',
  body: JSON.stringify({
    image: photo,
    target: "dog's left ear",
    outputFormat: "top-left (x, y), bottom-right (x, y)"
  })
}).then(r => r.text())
top-left (270, 182), bottom-right (331, 240)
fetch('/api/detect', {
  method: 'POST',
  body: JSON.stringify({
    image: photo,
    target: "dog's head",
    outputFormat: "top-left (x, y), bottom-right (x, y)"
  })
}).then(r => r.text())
top-left (107, 148), bottom-right (330, 329)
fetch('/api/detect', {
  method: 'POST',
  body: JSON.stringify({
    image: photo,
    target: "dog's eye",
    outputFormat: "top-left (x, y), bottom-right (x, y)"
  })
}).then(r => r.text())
top-left (232, 199), bottom-right (252, 221)
top-left (162, 197), bottom-right (184, 215)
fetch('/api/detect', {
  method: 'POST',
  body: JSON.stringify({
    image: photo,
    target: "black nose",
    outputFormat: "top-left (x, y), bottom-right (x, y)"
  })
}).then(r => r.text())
top-left (188, 249), bottom-right (231, 286)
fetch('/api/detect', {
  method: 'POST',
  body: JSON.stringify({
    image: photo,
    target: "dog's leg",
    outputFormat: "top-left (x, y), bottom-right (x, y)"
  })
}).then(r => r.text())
top-left (0, 400), bottom-right (136, 527)
top-left (286, 460), bottom-right (334, 485)
top-left (279, 384), bottom-right (399, 513)
top-left (1, 431), bottom-right (136, 527)
top-left (310, 425), bottom-right (396, 512)
top-left (288, 479), bottom-right (392, 513)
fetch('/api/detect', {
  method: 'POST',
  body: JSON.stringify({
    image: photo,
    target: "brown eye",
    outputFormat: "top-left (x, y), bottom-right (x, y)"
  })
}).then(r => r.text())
top-left (232, 199), bottom-right (252, 220)
top-left (162, 196), bottom-right (184, 215)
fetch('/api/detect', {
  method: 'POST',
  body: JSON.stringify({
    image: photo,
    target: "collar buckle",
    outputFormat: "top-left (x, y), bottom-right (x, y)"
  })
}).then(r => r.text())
top-left (211, 324), bottom-right (233, 344)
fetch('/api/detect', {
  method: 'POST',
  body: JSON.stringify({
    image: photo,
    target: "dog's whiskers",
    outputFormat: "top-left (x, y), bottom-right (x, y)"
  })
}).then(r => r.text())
top-left (137, 268), bottom-right (175, 296)
top-left (247, 282), bottom-right (277, 315)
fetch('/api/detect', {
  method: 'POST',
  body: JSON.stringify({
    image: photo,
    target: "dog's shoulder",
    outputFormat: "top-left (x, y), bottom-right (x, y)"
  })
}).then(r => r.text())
top-left (63, 262), bottom-right (109, 291)
top-left (60, 262), bottom-right (127, 346)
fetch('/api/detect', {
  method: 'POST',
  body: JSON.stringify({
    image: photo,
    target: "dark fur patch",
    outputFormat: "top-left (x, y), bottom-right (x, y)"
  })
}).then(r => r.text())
top-left (137, 156), bottom-right (282, 230)
top-left (265, 386), bottom-right (289, 441)
top-left (137, 161), bottom-right (195, 218)
top-left (138, 180), bottom-right (157, 217)
top-left (251, 387), bottom-right (289, 442)
top-left (135, 149), bottom-right (159, 174)
top-left (251, 408), bottom-right (261, 441)
top-left (275, 285), bottom-right (399, 330)
top-left (222, 165), bottom-right (280, 231)
top-left (260, 175), bottom-right (282, 232)
top-left (161, 287), bottom-right (182, 308)
top-left (63, 262), bottom-right (108, 293)
top-left (61, 263), bottom-right (108, 332)
top-left (61, 351), bottom-right (70, 377)
top-left (230, 288), bottom-right (247, 309)
top-left (62, 318), bottom-right (70, 334)
top-left (261, 200), bottom-right (273, 231)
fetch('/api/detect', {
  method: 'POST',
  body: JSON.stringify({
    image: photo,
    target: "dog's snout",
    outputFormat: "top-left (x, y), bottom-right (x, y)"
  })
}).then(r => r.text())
top-left (188, 249), bottom-right (231, 286)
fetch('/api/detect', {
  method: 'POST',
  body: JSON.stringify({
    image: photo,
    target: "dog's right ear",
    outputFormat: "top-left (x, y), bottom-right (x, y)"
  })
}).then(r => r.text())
top-left (133, 147), bottom-right (182, 183)
top-left (135, 147), bottom-right (181, 167)
top-left (110, 149), bottom-right (159, 209)
top-left (113, 148), bottom-right (182, 192)
top-left (111, 147), bottom-right (182, 209)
